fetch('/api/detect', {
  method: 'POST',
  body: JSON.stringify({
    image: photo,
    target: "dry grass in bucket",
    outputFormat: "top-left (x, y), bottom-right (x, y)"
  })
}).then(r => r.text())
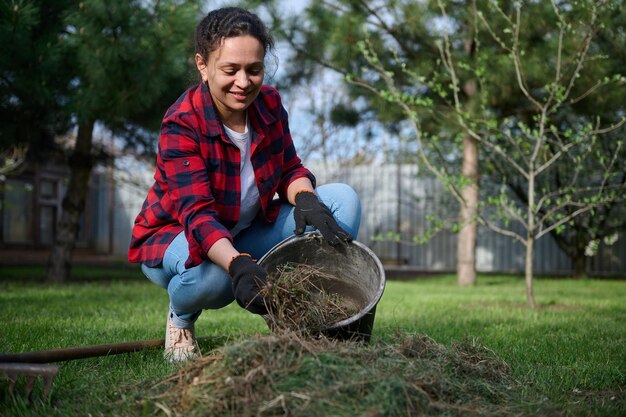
top-left (259, 263), bottom-right (359, 335)
top-left (148, 333), bottom-right (550, 417)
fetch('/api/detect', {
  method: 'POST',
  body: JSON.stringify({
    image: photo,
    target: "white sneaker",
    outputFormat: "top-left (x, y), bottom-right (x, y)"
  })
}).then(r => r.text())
top-left (164, 311), bottom-right (199, 362)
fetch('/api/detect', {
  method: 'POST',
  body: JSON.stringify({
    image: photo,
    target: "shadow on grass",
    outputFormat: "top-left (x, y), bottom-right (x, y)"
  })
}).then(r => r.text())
top-left (0, 265), bottom-right (144, 284)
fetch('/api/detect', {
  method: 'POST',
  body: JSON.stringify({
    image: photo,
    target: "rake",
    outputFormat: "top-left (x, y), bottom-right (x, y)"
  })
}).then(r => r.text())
top-left (1, 335), bottom-right (222, 400)
top-left (0, 363), bottom-right (59, 399)
top-left (0, 338), bottom-right (166, 400)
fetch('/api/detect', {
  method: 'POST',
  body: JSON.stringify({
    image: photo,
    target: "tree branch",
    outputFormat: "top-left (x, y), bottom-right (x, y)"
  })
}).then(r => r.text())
top-left (589, 116), bottom-right (626, 135)
top-left (536, 204), bottom-right (600, 239)
top-left (477, 214), bottom-right (527, 245)
top-left (353, 40), bottom-right (467, 205)
top-left (535, 140), bottom-right (579, 176)
top-left (510, 6), bottom-right (543, 111)
top-left (537, 183), bottom-right (624, 227)
top-left (560, 23), bottom-right (598, 105)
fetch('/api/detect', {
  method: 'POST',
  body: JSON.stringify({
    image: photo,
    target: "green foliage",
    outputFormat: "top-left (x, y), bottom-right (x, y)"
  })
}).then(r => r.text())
top-left (0, 0), bottom-right (201, 157)
top-left (263, 0), bottom-right (626, 288)
top-left (329, 103), bottom-right (361, 126)
top-left (0, 0), bottom-right (75, 152)
top-left (65, 0), bottom-right (201, 154)
top-left (66, 0), bottom-right (199, 124)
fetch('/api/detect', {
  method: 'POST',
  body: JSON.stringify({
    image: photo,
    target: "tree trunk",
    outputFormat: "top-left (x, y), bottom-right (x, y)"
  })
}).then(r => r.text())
top-left (457, 132), bottom-right (479, 286)
top-left (525, 170), bottom-right (536, 308)
top-left (46, 120), bottom-right (95, 283)
top-left (457, 3), bottom-right (479, 287)
top-left (572, 252), bottom-right (588, 279)
top-left (552, 233), bottom-right (589, 278)
top-left (572, 230), bottom-right (591, 278)
top-left (524, 236), bottom-right (536, 308)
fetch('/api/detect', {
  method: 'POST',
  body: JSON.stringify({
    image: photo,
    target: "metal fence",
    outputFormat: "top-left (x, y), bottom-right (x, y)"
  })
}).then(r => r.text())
top-left (309, 162), bottom-right (626, 276)
top-left (90, 162), bottom-right (625, 276)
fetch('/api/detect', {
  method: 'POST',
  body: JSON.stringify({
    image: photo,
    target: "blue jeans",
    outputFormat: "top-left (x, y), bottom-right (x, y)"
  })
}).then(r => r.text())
top-left (140, 183), bottom-right (361, 329)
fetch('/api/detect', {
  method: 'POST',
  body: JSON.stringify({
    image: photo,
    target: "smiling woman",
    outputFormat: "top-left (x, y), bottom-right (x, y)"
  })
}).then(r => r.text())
top-left (197, 35), bottom-right (265, 132)
top-left (126, 7), bottom-right (362, 363)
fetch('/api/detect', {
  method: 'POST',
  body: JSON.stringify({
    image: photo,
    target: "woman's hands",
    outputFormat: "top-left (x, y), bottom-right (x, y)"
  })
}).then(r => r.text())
top-left (227, 254), bottom-right (268, 315)
top-left (208, 240), bottom-right (268, 315)
top-left (293, 191), bottom-right (352, 246)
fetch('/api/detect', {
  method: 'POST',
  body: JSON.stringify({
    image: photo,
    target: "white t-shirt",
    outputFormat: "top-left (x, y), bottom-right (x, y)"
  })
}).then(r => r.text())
top-left (223, 121), bottom-right (261, 237)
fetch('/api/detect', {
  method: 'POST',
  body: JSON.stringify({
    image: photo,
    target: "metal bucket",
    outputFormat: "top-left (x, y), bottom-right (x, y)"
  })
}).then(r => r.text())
top-left (258, 232), bottom-right (386, 342)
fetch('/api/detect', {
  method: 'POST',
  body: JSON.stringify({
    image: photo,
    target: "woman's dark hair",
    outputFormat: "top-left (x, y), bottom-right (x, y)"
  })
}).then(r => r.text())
top-left (195, 7), bottom-right (275, 60)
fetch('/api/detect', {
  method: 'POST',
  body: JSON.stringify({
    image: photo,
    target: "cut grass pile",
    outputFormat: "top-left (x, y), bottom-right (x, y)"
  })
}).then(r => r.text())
top-left (151, 332), bottom-right (548, 417)
top-left (260, 263), bottom-right (359, 334)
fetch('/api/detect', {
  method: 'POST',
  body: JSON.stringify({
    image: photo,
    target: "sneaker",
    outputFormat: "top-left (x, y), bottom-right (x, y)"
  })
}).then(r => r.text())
top-left (164, 311), bottom-right (199, 362)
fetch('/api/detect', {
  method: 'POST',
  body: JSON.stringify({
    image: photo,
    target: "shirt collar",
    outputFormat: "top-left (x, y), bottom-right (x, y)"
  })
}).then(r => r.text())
top-left (197, 82), bottom-right (223, 137)
top-left (251, 88), bottom-right (277, 128)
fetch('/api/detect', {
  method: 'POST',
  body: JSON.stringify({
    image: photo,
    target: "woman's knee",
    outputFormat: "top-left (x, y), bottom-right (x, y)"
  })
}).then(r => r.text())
top-left (317, 183), bottom-right (362, 235)
top-left (170, 265), bottom-right (234, 311)
top-left (200, 272), bottom-right (235, 309)
top-left (319, 183), bottom-right (360, 209)
top-left (141, 263), bottom-right (170, 289)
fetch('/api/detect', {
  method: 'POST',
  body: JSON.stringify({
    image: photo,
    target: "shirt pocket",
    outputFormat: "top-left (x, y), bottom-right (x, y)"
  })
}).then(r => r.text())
top-left (163, 155), bottom-right (208, 190)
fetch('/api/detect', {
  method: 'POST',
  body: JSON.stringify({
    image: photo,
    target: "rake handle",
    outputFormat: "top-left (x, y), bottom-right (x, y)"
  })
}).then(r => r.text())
top-left (0, 338), bottom-right (165, 363)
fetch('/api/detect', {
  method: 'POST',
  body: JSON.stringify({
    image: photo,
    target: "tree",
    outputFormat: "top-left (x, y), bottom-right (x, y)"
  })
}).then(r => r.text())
top-left (2, 0), bottom-right (201, 282)
top-left (493, 127), bottom-right (626, 278)
top-left (0, 0), bottom-right (75, 157)
top-left (480, 2), bottom-right (626, 278)
top-left (259, 0), bottom-right (625, 288)
top-left (46, 0), bottom-right (201, 282)
top-left (456, 0), bottom-right (479, 286)
top-left (255, 0), bottom-right (491, 286)
top-left (414, 1), bottom-right (624, 305)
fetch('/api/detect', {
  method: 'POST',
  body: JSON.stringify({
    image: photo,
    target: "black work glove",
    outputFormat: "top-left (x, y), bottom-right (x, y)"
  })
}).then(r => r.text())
top-left (228, 254), bottom-right (268, 315)
top-left (293, 191), bottom-right (353, 246)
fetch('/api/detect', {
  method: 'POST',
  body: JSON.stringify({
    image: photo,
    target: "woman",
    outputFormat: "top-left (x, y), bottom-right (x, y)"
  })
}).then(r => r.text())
top-left (128, 7), bottom-right (361, 362)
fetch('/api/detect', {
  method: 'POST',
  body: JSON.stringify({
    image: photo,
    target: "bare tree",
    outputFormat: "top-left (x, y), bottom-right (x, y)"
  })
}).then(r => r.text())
top-left (347, 1), bottom-right (625, 307)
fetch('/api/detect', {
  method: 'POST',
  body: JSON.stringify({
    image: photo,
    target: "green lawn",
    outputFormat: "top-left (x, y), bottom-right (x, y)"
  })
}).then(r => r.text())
top-left (1, 267), bottom-right (624, 416)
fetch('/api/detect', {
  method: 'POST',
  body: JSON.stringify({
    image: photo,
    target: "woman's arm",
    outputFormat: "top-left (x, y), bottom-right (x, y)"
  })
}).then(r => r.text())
top-left (208, 179), bottom-right (314, 270)
top-left (207, 238), bottom-right (241, 270)
top-left (286, 177), bottom-right (315, 205)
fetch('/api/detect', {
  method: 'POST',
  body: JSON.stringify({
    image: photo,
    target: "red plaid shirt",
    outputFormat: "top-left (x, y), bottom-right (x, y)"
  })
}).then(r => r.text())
top-left (128, 83), bottom-right (315, 268)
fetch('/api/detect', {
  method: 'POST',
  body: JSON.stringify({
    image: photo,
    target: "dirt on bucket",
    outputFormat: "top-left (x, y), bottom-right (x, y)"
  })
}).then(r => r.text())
top-left (259, 263), bottom-right (359, 335)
